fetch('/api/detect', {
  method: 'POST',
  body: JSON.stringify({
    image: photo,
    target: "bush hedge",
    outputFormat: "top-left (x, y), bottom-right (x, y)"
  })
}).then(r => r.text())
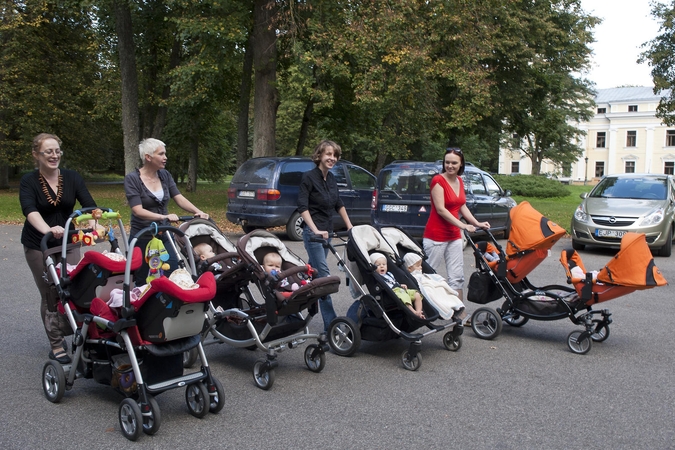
top-left (493, 174), bottom-right (571, 198)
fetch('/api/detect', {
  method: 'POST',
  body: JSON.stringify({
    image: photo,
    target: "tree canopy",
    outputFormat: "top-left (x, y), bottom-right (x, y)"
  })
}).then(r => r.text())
top-left (0, 0), bottom-right (601, 184)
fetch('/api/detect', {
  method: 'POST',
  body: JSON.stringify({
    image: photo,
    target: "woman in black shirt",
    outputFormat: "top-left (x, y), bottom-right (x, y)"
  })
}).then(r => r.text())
top-left (298, 140), bottom-right (353, 331)
top-left (20, 133), bottom-right (96, 364)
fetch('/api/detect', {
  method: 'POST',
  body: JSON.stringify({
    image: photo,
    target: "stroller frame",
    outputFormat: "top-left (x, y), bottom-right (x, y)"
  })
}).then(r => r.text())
top-left (322, 225), bottom-right (463, 371)
top-left (465, 228), bottom-right (613, 354)
top-left (177, 222), bottom-right (333, 390)
top-left (41, 209), bottom-right (224, 441)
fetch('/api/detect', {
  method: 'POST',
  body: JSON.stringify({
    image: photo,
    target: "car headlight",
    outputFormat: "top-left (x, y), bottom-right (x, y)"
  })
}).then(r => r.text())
top-left (573, 204), bottom-right (587, 223)
top-left (638, 207), bottom-right (665, 226)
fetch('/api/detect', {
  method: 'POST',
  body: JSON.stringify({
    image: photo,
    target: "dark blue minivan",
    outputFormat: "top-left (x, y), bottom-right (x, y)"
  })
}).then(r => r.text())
top-left (227, 157), bottom-right (376, 240)
top-left (370, 161), bottom-right (516, 239)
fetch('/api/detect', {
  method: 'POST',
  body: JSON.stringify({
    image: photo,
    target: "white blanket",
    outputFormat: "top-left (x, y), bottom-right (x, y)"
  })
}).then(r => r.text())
top-left (412, 271), bottom-right (464, 320)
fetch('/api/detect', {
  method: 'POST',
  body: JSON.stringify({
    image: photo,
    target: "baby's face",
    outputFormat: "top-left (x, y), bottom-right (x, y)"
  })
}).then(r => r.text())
top-left (263, 257), bottom-right (282, 274)
top-left (199, 246), bottom-right (216, 260)
top-left (373, 257), bottom-right (387, 275)
top-left (408, 260), bottom-right (423, 272)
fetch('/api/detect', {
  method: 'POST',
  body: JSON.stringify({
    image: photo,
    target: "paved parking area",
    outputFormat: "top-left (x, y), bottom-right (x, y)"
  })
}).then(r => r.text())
top-left (1, 225), bottom-right (673, 449)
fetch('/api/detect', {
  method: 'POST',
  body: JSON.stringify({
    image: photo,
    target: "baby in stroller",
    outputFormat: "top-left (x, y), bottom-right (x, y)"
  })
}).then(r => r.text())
top-left (401, 252), bottom-right (466, 321)
top-left (261, 250), bottom-right (307, 297)
top-left (194, 242), bottom-right (224, 278)
top-left (370, 252), bottom-right (425, 318)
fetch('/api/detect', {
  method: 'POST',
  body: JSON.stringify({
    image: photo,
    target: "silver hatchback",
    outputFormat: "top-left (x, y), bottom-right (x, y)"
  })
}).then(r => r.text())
top-left (571, 173), bottom-right (675, 256)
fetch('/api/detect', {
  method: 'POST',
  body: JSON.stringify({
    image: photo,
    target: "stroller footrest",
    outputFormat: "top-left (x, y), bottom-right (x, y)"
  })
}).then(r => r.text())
top-left (146, 370), bottom-right (206, 393)
top-left (399, 331), bottom-right (424, 341)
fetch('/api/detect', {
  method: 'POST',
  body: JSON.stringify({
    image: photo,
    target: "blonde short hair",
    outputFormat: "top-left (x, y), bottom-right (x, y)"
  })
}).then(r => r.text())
top-left (139, 138), bottom-right (165, 161)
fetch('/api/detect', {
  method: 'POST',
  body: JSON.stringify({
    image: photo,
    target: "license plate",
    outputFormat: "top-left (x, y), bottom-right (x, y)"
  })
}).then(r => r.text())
top-left (596, 229), bottom-right (626, 238)
top-left (382, 204), bottom-right (408, 212)
top-left (239, 190), bottom-right (255, 198)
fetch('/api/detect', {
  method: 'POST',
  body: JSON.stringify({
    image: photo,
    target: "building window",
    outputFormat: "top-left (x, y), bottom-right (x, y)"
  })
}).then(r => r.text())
top-left (511, 161), bottom-right (519, 174)
top-left (595, 161), bottom-right (605, 178)
top-left (666, 161), bottom-right (674, 175)
top-left (597, 107), bottom-right (606, 114)
top-left (628, 105), bottom-right (638, 112)
top-left (667, 130), bottom-right (675, 147)
top-left (626, 130), bottom-right (636, 147)
top-left (625, 161), bottom-right (636, 173)
top-left (596, 132), bottom-right (606, 148)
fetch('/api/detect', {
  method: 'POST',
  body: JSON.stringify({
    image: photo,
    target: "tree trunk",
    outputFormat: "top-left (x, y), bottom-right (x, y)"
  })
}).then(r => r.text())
top-left (152, 39), bottom-right (181, 138)
top-left (114, 0), bottom-right (140, 174)
top-left (252, 0), bottom-right (277, 158)
top-left (296, 69), bottom-right (317, 156)
top-left (187, 136), bottom-right (198, 192)
top-left (237, 31), bottom-right (254, 167)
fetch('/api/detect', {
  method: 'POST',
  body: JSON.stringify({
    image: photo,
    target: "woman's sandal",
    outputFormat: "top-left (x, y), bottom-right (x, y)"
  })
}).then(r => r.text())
top-left (49, 349), bottom-right (72, 364)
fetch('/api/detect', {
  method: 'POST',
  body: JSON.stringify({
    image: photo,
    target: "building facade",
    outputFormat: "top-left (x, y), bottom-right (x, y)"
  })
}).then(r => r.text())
top-left (499, 86), bottom-right (675, 183)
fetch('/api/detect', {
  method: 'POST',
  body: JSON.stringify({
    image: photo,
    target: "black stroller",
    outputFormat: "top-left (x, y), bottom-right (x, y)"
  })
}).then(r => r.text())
top-left (323, 225), bottom-right (463, 371)
top-left (41, 208), bottom-right (224, 441)
top-left (177, 222), bottom-right (340, 390)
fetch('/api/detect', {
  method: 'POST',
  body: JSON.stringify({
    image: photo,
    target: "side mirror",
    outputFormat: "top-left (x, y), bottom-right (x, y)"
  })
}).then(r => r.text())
top-left (504, 190), bottom-right (512, 197)
top-left (580, 192), bottom-right (588, 199)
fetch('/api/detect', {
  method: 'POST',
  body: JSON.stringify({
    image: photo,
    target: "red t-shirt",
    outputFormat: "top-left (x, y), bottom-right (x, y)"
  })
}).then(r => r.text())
top-left (423, 174), bottom-right (465, 242)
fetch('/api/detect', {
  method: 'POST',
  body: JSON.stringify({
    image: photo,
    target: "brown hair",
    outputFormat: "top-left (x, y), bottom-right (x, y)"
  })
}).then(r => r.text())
top-left (442, 147), bottom-right (465, 176)
top-left (311, 140), bottom-right (342, 165)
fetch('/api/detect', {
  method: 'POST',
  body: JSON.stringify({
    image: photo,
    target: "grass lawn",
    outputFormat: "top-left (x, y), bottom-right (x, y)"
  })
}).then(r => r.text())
top-left (0, 178), bottom-right (592, 234)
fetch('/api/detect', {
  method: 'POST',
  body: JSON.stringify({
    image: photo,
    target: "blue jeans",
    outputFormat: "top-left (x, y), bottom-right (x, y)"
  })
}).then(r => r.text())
top-left (303, 229), bottom-right (336, 331)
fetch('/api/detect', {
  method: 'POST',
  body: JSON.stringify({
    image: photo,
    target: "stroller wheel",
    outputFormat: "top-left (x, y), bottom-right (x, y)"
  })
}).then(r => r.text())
top-left (141, 394), bottom-right (161, 435)
top-left (304, 344), bottom-right (326, 373)
top-left (591, 324), bottom-right (610, 342)
top-left (42, 361), bottom-right (66, 403)
top-left (208, 376), bottom-right (225, 413)
top-left (119, 398), bottom-right (143, 441)
top-left (183, 348), bottom-right (199, 368)
top-left (327, 317), bottom-right (361, 357)
top-left (401, 350), bottom-right (422, 371)
top-left (567, 330), bottom-right (592, 355)
top-left (443, 333), bottom-right (462, 352)
top-left (471, 307), bottom-right (503, 340)
top-left (253, 360), bottom-right (276, 390)
top-left (185, 382), bottom-right (210, 418)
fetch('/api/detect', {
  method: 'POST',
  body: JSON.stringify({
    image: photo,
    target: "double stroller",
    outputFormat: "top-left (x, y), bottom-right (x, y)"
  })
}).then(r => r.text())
top-left (323, 225), bottom-right (464, 371)
top-left (40, 208), bottom-right (223, 441)
top-left (466, 201), bottom-right (667, 354)
top-left (177, 220), bottom-right (340, 390)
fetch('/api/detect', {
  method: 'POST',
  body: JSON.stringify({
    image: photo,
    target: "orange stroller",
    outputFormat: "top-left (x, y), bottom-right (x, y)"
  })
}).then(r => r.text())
top-left (466, 202), bottom-right (667, 354)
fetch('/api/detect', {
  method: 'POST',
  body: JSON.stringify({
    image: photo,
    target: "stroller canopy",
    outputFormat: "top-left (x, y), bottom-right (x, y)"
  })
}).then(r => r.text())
top-left (506, 201), bottom-right (566, 256)
top-left (597, 232), bottom-right (667, 288)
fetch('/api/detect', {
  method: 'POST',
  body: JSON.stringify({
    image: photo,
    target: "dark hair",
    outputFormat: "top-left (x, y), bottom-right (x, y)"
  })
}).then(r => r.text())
top-left (311, 140), bottom-right (342, 165)
top-left (442, 147), bottom-right (465, 175)
top-left (32, 133), bottom-right (62, 154)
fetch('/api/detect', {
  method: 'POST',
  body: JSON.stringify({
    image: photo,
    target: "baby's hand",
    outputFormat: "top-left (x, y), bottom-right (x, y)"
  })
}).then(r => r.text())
top-left (400, 284), bottom-right (408, 290)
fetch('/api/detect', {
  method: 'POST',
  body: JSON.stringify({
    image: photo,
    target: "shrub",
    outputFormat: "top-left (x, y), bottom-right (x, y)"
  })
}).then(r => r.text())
top-left (493, 174), bottom-right (570, 198)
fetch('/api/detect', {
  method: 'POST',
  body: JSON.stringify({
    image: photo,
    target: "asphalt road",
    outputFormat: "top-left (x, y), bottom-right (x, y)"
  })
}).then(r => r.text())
top-left (1, 224), bottom-right (674, 449)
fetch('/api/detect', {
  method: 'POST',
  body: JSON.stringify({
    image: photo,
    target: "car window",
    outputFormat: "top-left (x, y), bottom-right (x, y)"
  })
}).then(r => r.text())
top-left (465, 172), bottom-right (487, 195)
top-left (381, 168), bottom-right (436, 195)
top-left (330, 165), bottom-right (349, 187)
top-left (347, 165), bottom-right (375, 190)
top-left (279, 161), bottom-right (315, 185)
top-left (232, 160), bottom-right (275, 184)
top-left (483, 174), bottom-right (502, 196)
top-left (591, 177), bottom-right (668, 199)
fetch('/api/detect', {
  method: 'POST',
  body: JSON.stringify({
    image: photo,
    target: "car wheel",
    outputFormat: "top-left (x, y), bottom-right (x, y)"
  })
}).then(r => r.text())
top-left (502, 222), bottom-right (511, 240)
top-left (286, 211), bottom-right (304, 241)
top-left (658, 227), bottom-right (672, 257)
top-left (572, 239), bottom-right (585, 251)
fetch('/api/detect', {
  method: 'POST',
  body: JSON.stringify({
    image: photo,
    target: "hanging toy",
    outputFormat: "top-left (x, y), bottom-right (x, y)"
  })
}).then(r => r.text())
top-left (145, 235), bottom-right (170, 284)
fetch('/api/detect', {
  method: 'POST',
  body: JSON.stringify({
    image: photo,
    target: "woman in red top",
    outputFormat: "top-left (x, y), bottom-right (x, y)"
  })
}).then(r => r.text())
top-left (423, 148), bottom-right (489, 302)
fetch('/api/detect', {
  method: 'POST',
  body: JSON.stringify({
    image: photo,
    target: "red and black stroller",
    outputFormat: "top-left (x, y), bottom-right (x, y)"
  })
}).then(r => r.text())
top-left (466, 201), bottom-right (667, 354)
top-left (177, 222), bottom-right (340, 390)
top-left (41, 208), bottom-right (223, 441)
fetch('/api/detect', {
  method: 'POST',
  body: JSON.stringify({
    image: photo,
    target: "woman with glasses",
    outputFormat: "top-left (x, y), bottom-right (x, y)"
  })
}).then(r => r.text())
top-left (20, 133), bottom-right (97, 364)
top-left (124, 138), bottom-right (209, 282)
top-left (423, 147), bottom-right (489, 308)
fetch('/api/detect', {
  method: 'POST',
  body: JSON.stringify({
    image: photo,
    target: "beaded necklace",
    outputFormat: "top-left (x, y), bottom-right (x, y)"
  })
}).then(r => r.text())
top-left (39, 171), bottom-right (63, 206)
